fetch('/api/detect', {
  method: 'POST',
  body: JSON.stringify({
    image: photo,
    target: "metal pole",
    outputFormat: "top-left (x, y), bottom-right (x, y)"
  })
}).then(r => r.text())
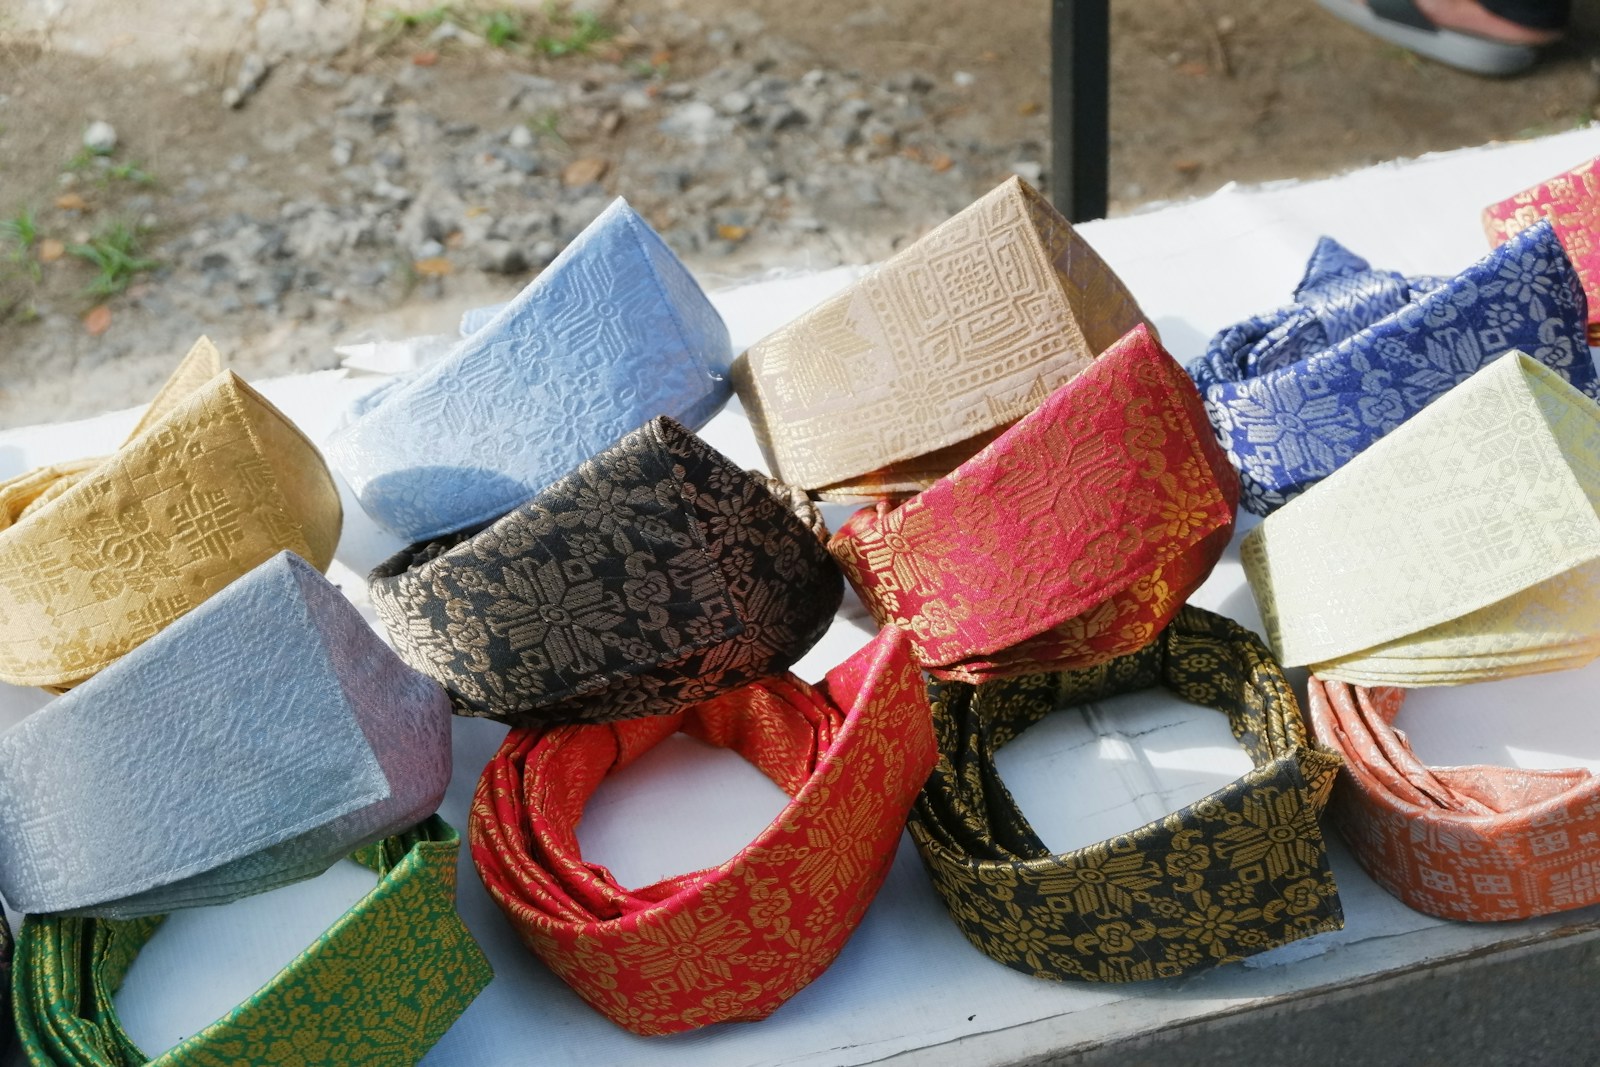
top-left (1050, 0), bottom-right (1110, 222)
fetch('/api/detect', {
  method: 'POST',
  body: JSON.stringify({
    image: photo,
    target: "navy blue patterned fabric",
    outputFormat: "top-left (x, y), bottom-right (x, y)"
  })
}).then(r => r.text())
top-left (1190, 220), bottom-right (1597, 515)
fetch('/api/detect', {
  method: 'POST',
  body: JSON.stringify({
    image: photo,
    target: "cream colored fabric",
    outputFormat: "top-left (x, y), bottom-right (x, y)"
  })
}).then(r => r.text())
top-left (733, 176), bottom-right (1150, 499)
top-left (0, 339), bottom-right (343, 689)
top-left (1242, 352), bottom-right (1600, 686)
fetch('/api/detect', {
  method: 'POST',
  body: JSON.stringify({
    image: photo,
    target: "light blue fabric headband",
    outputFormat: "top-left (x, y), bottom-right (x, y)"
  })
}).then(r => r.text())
top-left (328, 198), bottom-right (733, 543)
top-left (0, 551), bottom-right (452, 918)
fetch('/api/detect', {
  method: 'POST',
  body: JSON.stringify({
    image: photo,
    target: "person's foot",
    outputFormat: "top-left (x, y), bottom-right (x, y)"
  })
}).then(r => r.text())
top-left (1406, 0), bottom-right (1562, 44)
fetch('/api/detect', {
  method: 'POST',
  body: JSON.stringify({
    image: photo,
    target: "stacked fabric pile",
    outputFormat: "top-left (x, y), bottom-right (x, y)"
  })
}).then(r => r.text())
top-left (2, 151), bottom-right (1599, 1064)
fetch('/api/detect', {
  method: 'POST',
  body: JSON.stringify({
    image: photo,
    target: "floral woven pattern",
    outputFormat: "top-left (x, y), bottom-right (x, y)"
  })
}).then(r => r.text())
top-left (13, 818), bottom-right (492, 1066)
top-left (829, 325), bottom-right (1238, 681)
top-left (370, 417), bottom-right (842, 726)
top-left (1190, 221), bottom-right (1596, 515)
top-left (1484, 154), bottom-right (1600, 345)
top-left (909, 606), bottom-right (1344, 982)
top-left (470, 628), bottom-right (936, 1035)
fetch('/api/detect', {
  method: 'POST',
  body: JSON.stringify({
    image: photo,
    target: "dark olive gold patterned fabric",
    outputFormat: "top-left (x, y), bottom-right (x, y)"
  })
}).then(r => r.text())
top-left (369, 416), bottom-right (843, 726)
top-left (12, 817), bottom-right (491, 1067)
top-left (909, 605), bottom-right (1344, 982)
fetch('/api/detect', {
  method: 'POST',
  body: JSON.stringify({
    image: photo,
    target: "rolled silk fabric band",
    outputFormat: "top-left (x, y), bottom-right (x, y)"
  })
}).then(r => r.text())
top-left (370, 416), bottom-right (842, 726)
top-left (1308, 679), bottom-right (1600, 921)
top-left (1484, 154), bottom-right (1600, 345)
top-left (909, 606), bottom-right (1343, 983)
top-left (0, 338), bottom-right (341, 689)
top-left (1190, 220), bottom-right (1596, 515)
top-left (0, 551), bottom-right (452, 918)
top-left (13, 817), bottom-right (493, 1067)
top-left (734, 176), bottom-right (1150, 499)
top-left (1243, 352), bottom-right (1600, 687)
top-left (471, 627), bottom-right (936, 1035)
top-left (327, 197), bottom-right (732, 543)
top-left (830, 324), bottom-right (1238, 682)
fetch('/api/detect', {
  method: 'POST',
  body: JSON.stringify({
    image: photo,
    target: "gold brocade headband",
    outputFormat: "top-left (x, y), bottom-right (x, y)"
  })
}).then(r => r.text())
top-left (0, 339), bottom-right (343, 689)
top-left (733, 176), bottom-right (1151, 500)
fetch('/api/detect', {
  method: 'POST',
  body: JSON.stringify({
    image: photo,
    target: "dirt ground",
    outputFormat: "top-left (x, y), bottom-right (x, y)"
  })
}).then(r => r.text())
top-left (2, 0), bottom-right (1599, 426)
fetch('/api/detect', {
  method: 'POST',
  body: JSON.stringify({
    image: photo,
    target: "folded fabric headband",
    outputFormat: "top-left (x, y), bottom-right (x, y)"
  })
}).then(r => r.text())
top-left (909, 606), bottom-right (1344, 983)
top-left (0, 339), bottom-right (342, 690)
top-left (328, 197), bottom-right (732, 543)
top-left (1243, 352), bottom-right (1600, 687)
top-left (1484, 154), bottom-right (1600, 345)
top-left (1308, 680), bottom-right (1600, 922)
top-left (370, 415), bottom-right (842, 726)
top-left (830, 324), bottom-right (1238, 682)
top-left (734, 175), bottom-right (1151, 499)
top-left (14, 818), bottom-right (493, 1066)
top-left (1190, 220), bottom-right (1596, 515)
top-left (0, 551), bottom-right (453, 918)
top-left (471, 627), bottom-right (937, 1035)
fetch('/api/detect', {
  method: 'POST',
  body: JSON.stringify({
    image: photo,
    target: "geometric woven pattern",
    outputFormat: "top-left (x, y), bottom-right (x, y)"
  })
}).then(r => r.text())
top-left (1309, 679), bottom-right (1600, 921)
top-left (909, 606), bottom-right (1344, 983)
top-left (1243, 352), bottom-right (1600, 686)
top-left (328, 198), bottom-right (732, 543)
top-left (734, 176), bottom-right (1150, 499)
top-left (12, 817), bottom-right (492, 1066)
top-left (470, 627), bottom-right (936, 1035)
top-left (0, 338), bottom-right (342, 689)
top-left (1191, 221), bottom-right (1597, 515)
top-left (0, 552), bottom-right (453, 918)
top-left (1484, 154), bottom-right (1600, 345)
top-left (369, 417), bottom-right (842, 726)
top-left (829, 325), bottom-right (1238, 681)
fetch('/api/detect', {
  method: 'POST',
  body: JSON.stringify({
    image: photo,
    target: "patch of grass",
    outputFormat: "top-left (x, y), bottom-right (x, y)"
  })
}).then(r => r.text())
top-left (479, 9), bottom-right (521, 47)
top-left (1, 208), bottom-right (41, 285)
top-left (1, 208), bottom-right (38, 252)
top-left (382, 4), bottom-right (454, 30)
top-left (65, 145), bottom-right (110, 172)
top-left (524, 110), bottom-right (567, 146)
top-left (67, 221), bottom-right (159, 297)
top-left (534, 9), bottom-right (609, 57)
top-left (105, 160), bottom-right (156, 186)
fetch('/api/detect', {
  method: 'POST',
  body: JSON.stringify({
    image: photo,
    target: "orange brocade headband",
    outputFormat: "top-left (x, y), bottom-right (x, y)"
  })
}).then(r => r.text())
top-left (1308, 678), bottom-right (1600, 921)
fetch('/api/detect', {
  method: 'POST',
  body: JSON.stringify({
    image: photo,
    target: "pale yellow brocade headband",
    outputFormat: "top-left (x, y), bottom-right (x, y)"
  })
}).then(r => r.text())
top-left (0, 339), bottom-right (342, 689)
top-left (1243, 352), bottom-right (1600, 687)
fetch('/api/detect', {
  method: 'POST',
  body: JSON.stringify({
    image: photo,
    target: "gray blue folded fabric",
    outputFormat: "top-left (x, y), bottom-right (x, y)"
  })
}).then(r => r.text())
top-left (0, 551), bottom-right (452, 918)
top-left (328, 198), bottom-right (733, 543)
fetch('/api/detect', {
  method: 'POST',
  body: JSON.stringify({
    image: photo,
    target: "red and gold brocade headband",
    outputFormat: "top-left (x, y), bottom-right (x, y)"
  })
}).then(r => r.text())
top-left (1483, 155), bottom-right (1600, 346)
top-left (469, 627), bottom-right (936, 1036)
top-left (1308, 678), bottom-right (1600, 921)
top-left (828, 324), bottom-right (1239, 682)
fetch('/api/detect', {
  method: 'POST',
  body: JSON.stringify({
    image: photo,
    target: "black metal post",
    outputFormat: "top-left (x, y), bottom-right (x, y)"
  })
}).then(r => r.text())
top-left (1050, 0), bottom-right (1110, 222)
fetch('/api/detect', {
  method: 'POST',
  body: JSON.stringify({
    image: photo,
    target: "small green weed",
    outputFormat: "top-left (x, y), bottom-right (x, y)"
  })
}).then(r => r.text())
top-left (535, 10), bottom-right (609, 56)
top-left (479, 9), bottom-right (522, 47)
top-left (1, 208), bottom-right (38, 252)
top-left (382, 4), bottom-right (454, 29)
top-left (67, 221), bottom-right (159, 296)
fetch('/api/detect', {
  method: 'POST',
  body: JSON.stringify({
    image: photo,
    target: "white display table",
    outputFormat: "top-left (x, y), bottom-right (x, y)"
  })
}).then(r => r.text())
top-left (4, 126), bottom-right (1600, 1066)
